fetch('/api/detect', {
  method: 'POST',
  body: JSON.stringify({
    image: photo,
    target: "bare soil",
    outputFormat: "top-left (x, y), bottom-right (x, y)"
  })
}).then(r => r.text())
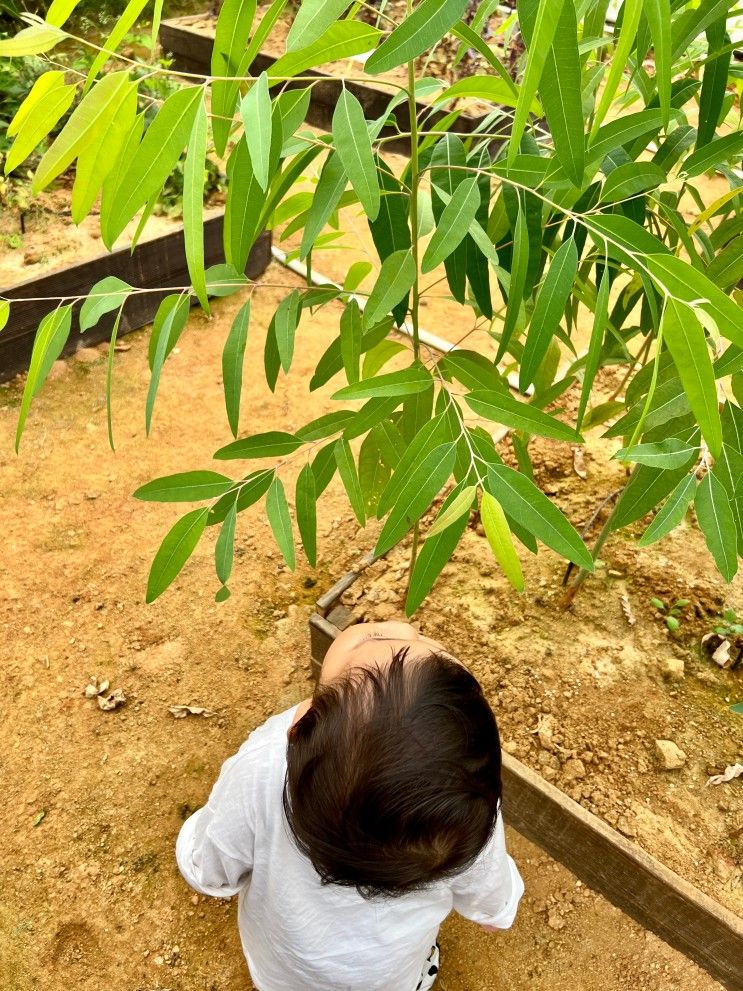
top-left (0, 255), bottom-right (733, 991)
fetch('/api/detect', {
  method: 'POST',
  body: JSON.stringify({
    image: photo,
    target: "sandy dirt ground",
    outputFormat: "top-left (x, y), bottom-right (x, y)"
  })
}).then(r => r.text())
top-left (0, 253), bottom-right (734, 991)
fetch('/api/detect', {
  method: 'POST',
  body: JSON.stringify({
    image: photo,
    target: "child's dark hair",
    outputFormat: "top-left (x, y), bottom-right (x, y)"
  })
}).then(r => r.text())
top-left (283, 648), bottom-right (502, 898)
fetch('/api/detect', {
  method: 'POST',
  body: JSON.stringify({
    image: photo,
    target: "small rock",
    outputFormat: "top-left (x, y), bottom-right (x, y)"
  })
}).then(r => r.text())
top-left (546, 910), bottom-right (565, 931)
top-left (73, 347), bottom-right (101, 365)
top-left (616, 815), bottom-right (637, 839)
top-left (85, 491), bottom-right (100, 500)
top-left (655, 739), bottom-right (686, 770)
top-left (54, 498), bottom-right (67, 511)
top-left (660, 656), bottom-right (685, 682)
top-left (502, 740), bottom-right (518, 755)
top-left (23, 249), bottom-right (42, 265)
top-left (562, 758), bottom-right (586, 781)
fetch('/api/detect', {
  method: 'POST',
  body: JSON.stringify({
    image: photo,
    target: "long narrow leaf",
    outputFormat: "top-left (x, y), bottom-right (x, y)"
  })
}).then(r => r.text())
top-left (222, 301), bottom-right (251, 437)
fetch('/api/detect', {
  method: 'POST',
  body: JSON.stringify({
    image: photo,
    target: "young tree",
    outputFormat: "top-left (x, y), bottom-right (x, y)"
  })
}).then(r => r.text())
top-left (2, 0), bottom-right (742, 611)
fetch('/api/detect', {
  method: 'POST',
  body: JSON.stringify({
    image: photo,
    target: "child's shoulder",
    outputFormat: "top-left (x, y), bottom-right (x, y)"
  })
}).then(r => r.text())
top-left (231, 703), bottom-right (299, 775)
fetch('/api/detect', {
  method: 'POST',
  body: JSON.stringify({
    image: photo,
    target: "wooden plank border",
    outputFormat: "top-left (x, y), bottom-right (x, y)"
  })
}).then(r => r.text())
top-left (159, 18), bottom-right (513, 155)
top-left (309, 585), bottom-right (743, 991)
top-left (0, 216), bottom-right (272, 381)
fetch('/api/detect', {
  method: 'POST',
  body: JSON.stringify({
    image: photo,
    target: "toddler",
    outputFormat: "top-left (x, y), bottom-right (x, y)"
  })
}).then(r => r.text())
top-left (176, 621), bottom-right (523, 990)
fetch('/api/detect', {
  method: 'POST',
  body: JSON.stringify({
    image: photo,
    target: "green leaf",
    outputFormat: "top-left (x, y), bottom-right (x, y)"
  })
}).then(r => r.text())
top-left (296, 463), bottom-right (318, 567)
top-left (614, 438), bottom-right (700, 469)
top-left (134, 471), bottom-right (234, 503)
top-left (332, 365), bottom-right (431, 401)
top-left (518, 0), bottom-right (583, 186)
top-left (214, 431), bottom-right (302, 460)
top-left (335, 438), bottom-right (366, 525)
top-left (638, 473), bottom-right (696, 547)
top-left (300, 152), bottom-right (347, 261)
top-left (422, 178), bottom-right (480, 274)
top-left (496, 201), bottom-right (528, 362)
top-left (312, 442), bottom-right (338, 495)
top-left (184, 95), bottom-right (209, 313)
top-left (358, 432), bottom-right (391, 515)
top-left (435, 75), bottom-right (523, 110)
top-left (271, 21), bottom-right (382, 79)
top-left (344, 261), bottom-right (372, 292)
top-left (464, 390), bottom-right (580, 442)
top-left (427, 484), bottom-right (476, 539)
top-left (266, 477), bottom-right (296, 570)
top-left (224, 139), bottom-right (264, 273)
top-left (644, 0), bottom-right (671, 128)
top-left (222, 301), bottom-right (251, 438)
top-left (365, 0), bottom-right (468, 74)
top-left (592, 0), bottom-right (642, 132)
top-left (577, 262), bottom-right (609, 431)
top-left (481, 491), bottom-right (524, 592)
top-left (485, 465), bottom-right (593, 569)
top-left (0, 300), bottom-right (9, 333)
top-left (695, 472), bottom-right (738, 582)
top-left (508, 0), bottom-right (565, 168)
top-left (240, 72), bottom-right (273, 191)
top-left (377, 414), bottom-right (453, 517)
top-left (205, 264), bottom-right (249, 298)
top-left (146, 294), bottom-right (190, 435)
top-left (520, 237), bottom-right (578, 391)
top-left (450, 21), bottom-right (518, 97)
top-left (146, 508), bottom-right (208, 603)
top-left (646, 254), bottom-right (743, 350)
top-left (4, 73), bottom-right (75, 175)
top-left (587, 109), bottom-right (665, 169)
top-left (215, 584), bottom-right (231, 602)
top-left (45, 0), bottom-right (84, 26)
top-left (697, 16), bottom-right (729, 149)
top-left (362, 340), bottom-right (406, 380)
top-left (211, 0), bottom-right (258, 157)
top-left (375, 443), bottom-right (457, 556)
top-left (275, 289), bottom-right (302, 374)
top-left (297, 410), bottom-right (356, 442)
top-left (79, 277), bottom-right (131, 333)
top-left (71, 81), bottom-right (137, 225)
top-left (15, 305), bottom-right (73, 451)
top-left (600, 162), bottom-right (667, 203)
top-left (33, 71), bottom-right (132, 194)
top-left (364, 249), bottom-right (416, 328)
top-left (0, 23), bottom-right (65, 56)
top-left (406, 485), bottom-right (469, 615)
top-left (104, 85), bottom-right (203, 248)
top-left (707, 236), bottom-right (743, 292)
top-left (333, 88), bottom-right (380, 221)
top-left (208, 469), bottom-right (274, 524)
top-left (611, 457), bottom-right (698, 532)
top-left (214, 498), bottom-right (237, 585)
top-left (287, 0), bottom-right (351, 50)
top-left (340, 299), bottom-right (363, 385)
top-left (662, 298), bottom-right (722, 459)
top-left (85, 0), bottom-right (149, 87)
top-left (683, 131), bottom-right (743, 179)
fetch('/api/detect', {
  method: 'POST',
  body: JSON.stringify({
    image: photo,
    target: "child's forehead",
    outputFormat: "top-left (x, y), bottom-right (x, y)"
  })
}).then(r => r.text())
top-left (320, 622), bottom-right (462, 686)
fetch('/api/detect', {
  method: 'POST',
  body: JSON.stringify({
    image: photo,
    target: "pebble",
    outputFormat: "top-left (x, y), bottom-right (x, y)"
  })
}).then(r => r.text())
top-left (660, 656), bottom-right (685, 682)
top-left (47, 360), bottom-right (69, 382)
top-left (562, 758), bottom-right (586, 781)
top-left (655, 739), bottom-right (686, 770)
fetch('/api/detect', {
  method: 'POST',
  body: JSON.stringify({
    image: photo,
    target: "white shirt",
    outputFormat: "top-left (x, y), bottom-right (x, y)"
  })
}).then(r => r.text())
top-left (176, 705), bottom-right (523, 991)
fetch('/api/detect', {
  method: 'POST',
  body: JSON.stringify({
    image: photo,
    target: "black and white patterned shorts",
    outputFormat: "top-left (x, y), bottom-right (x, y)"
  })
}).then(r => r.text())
top-left (415, 942), bottom-right (440, 991)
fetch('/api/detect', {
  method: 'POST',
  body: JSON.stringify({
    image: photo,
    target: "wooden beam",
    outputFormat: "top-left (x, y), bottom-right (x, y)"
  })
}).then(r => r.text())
top-left (0, 218), bottom-right (271, 381)
top-left (309, 603), bottom-right (743, 991)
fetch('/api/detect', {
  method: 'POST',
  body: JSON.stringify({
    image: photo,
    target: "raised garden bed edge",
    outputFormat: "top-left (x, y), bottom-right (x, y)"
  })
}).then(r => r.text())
top-left (0, 216), bottom-right (272, 381)
top-left (309, 577), bottom-right (743, 991)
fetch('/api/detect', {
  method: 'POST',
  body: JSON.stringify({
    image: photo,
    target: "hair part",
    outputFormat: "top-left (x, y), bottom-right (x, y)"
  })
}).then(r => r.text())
top-left (283, 648), bottom-right (502, 898)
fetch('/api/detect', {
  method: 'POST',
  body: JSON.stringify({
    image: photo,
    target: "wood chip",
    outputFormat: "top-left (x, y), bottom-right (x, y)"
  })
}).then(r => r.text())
top-left (572, 446), bottom-right (587, 480)
top-left (706, 763), bottom-right (743, 787)
top-left (97, 688), bottom-right (126, 711)
top-left (621, 594), bottom-right (636, 626)
top-left (168, 705), bottom-right (217, 719)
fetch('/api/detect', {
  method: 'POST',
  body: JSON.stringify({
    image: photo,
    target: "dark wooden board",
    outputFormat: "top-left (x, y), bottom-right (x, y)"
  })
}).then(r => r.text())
top-left (0, 218), bottom-right (271, 381)
top-left (309, 604), bottom-right (743, 991)
top-left (159, 19), bottom-right (512, 155)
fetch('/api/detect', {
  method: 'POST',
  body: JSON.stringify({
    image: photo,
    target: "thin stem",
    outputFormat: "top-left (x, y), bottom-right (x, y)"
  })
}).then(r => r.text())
top-left (406, 3), bottom-right (422, 360)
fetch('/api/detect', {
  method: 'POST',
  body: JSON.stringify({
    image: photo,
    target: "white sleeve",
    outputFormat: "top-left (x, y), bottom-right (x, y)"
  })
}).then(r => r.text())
top-left (449, 815), bottom-right (524, 928)
top-left (175, 747), bottom-right (257, 898)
